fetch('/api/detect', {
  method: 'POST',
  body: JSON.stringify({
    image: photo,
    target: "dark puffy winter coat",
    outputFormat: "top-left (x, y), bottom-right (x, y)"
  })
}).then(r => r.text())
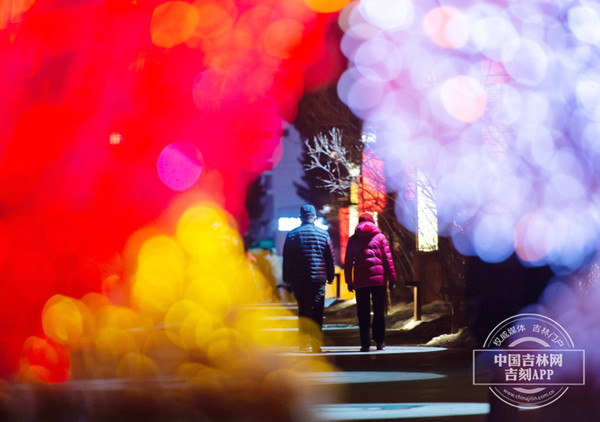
top-left (344, 221), bottom-right (396, 289)
top-left (283, 222), bottom-right (335, 285)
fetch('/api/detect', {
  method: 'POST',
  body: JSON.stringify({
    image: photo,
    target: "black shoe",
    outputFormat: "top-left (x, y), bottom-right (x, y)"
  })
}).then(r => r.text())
top-left (376, 342), bottom-right (385, 350)
top-left (360, 346), bottom-right (370, 352)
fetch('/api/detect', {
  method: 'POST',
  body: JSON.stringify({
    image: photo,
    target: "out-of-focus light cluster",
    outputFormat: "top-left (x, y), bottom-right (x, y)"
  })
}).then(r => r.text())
top-left (338, 0), bottom-right (600, 273)
top-left (147, 0), bottom-right (342, 128)
top-left (16, 203), bottom-right (334, 408)
top-left (0, 0), bottom-right (344, 379)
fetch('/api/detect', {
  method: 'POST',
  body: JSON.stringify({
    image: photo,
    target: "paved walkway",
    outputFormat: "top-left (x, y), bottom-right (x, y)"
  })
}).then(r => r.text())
top-left (291, 340), bottom-right (489, 421)
top-left (277, 300), bottom-right (600, 422)
top-left (261, 299), bottom-right (491, 422)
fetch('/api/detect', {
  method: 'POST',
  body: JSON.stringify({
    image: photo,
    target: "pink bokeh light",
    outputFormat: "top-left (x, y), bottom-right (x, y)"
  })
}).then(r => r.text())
top-left (157, 142), bottom-right (204, 191)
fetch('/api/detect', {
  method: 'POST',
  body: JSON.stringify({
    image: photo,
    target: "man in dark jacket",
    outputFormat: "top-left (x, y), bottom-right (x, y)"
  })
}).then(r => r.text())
top-left (344, 212), bottom-right (396, 352)
top-left (283, 204), bottom-right (335, 352)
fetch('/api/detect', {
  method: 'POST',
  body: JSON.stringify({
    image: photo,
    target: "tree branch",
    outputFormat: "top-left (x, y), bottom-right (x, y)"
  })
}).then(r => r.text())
top-left (304, 128), bottom-right (360, 195)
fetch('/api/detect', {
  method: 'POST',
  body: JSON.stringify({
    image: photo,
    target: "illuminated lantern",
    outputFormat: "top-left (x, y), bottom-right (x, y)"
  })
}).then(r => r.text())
top-left (359, 148), bottom-right (386, 213)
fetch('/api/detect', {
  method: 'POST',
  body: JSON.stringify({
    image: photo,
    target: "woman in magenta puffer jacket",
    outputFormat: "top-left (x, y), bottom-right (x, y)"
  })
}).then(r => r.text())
top-left (344, 212), bottom-right (397, 352)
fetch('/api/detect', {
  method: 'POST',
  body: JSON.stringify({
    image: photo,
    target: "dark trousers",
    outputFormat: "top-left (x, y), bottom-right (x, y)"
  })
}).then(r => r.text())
top-left (355, 286), bottom-right (387, 348)
top-left (294, 282), bottom-right (326, 346)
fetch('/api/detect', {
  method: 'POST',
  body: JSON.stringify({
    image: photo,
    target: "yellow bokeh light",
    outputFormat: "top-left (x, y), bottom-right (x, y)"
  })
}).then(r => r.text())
top-left (132, 278), bottom-right (178, 319)
top-left (94, 327), bottom-right (138, 359)
top-left (195, 312), bottom-right (219, 348)
top-left (80, 292), bottom-right (110, 314)
top-left (164, 300), bottom-right (219, 350)
top-left (249, 248), bottom-right (282, 301)
top-left (206, 327), bottom-right (247, 365)
top-left (133, 235), bottom-right (187, 317)
top-left (13, 160), bottom-right (343, 422)
top-left (96, 305), bottom-right (153, 333)
top-left (303, 0), bottom-right (349, 14)
top-left (150, 1), bottom-right (200, 48)
top-left (117, 353), bottom-right (160, 378)
top-left (122, 226), bottom-right (165, 276)
top-left (137, 235), bottom-right (186, 285)
top-left (184, 276), bottom-right (233, 319)
top-left (141, 329), bottom-right (171, 355)
top-left (23, 197), bottom-right (339, 396)
top-left (176, 204), bottom-right (244, 261)
top-left (42, 295), bottom-right (88, 347)
top-left (192, 365), bottom-right (226, 393)
top-left (235, 308), bottom-right (298, 348)
top-left (187, 257), bottom-right (271, 305)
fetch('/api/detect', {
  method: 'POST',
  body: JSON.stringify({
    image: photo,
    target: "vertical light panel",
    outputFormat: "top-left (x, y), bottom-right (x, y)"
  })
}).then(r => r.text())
top-left (416, 170), bottom-right (438, 251)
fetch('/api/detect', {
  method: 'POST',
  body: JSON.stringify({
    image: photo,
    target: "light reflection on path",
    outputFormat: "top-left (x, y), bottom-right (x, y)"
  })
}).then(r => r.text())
top-left (285, 345), bottom-right (447, 357)
top-left (292, 344), bottom-right (488, 420)
top-left (312, 402), bottom-right (490, 421)
top-left (302, 371), bottom-right (445, 384)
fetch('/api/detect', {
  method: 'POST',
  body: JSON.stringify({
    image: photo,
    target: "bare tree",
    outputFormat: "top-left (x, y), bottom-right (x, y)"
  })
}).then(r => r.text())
top-left (303, 128), bottom-right (360, 195)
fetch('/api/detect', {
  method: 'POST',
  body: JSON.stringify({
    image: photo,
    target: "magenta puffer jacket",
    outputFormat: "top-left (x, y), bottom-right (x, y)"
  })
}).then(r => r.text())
top-left (344, 221), bottom-right (397, 289)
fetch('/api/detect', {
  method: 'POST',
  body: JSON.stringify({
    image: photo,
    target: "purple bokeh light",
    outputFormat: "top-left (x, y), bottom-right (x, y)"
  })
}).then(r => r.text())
top-left (157, 142), bottom-right (204, 191)
top-left (337, 0), bottom-right (600, 273)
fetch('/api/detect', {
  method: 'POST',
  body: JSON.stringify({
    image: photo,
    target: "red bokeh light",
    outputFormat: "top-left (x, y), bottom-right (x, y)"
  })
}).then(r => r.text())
top-left (0, 0), bottom-right (345, 379)
top-left (24, 336), bottom-right (71, 383)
